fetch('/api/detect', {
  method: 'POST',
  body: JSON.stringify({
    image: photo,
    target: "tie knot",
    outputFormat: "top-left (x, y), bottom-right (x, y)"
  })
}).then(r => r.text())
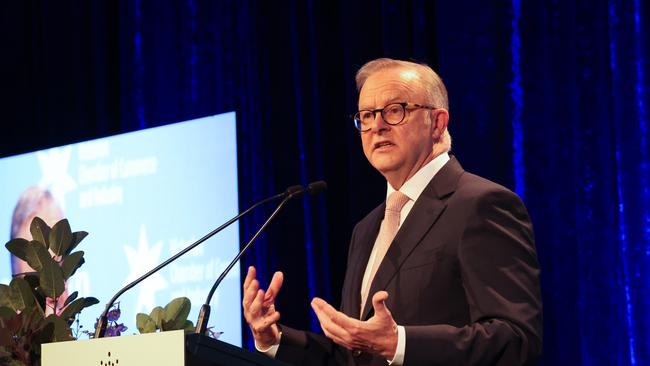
top-left (386, 191), bottom-right (410, 213)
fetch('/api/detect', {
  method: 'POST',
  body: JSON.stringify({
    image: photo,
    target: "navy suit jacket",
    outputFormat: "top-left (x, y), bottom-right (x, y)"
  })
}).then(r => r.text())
top-left (276, 157), bottom-right (542, 366)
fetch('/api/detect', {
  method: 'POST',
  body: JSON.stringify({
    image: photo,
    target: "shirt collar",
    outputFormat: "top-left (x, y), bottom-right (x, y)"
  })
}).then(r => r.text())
top-left (386, 152), bottom-right (450, 202)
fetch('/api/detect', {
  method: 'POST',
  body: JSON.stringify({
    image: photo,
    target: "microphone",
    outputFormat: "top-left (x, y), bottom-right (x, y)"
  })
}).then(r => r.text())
top-left (194, 180), bottom-right (327, 335)
top-left (306, 180), bottom-right (327, 195)
top-left (93, 184), bottom-right (305, 338)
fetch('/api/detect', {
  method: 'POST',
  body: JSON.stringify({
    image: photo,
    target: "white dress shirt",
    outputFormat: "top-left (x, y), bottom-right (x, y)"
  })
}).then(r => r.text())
top-left (360, 152), bottom-right (449, 365)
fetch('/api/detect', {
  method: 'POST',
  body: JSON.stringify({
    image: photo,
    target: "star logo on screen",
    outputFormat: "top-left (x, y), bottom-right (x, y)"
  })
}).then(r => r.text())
top-left (123, 225), bottom-right (168, 314)
top-left (37, 146), bottom-right (77, 209)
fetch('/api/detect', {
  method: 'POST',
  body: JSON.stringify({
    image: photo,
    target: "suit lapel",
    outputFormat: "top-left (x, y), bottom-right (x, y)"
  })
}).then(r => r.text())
top-left (360, 157), bottom-right (465, 319)
top-left (344, 204), bottom-right (384, 319)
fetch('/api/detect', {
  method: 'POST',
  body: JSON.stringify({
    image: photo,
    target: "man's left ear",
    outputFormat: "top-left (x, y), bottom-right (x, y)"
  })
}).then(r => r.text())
top-left (430, 109), bottom-right (449, 140)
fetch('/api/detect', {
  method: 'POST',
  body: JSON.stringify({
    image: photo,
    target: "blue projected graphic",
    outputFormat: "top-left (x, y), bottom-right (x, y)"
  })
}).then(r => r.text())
top-left (0, 112), bottom-right (242, 346)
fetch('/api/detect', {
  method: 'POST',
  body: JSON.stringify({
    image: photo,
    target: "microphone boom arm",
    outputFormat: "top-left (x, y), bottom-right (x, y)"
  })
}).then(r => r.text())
top-left (93, 191), bottom-right (285, 338)
top-left (194, 190), bottom-right (300, 335)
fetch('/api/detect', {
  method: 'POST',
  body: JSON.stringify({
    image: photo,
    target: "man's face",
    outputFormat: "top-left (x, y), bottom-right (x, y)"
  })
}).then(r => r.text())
top-left (358, 67), bottom-right (435, 187)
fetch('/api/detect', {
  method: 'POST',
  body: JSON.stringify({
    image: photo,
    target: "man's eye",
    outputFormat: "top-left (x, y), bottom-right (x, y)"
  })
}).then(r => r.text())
top-left (360, 111), bottom-right (374, 120)
top-left (385, 105), bottom-right (402, 115)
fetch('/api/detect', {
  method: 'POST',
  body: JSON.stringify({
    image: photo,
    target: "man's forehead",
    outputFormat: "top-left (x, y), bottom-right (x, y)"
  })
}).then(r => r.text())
top-left (358, 91), bottom-right (406, 109)
top-left (358, 73), bottom-right (420, 108)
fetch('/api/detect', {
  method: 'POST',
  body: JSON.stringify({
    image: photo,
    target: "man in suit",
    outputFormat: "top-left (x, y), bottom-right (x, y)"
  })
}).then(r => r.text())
top-left (242, 58), bottom-right (542, 365)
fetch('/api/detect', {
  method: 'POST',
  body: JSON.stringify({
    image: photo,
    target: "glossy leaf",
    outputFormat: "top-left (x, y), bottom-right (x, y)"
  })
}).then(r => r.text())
top-left (30, 216), bottom-right (51, 248)
top-left (42, 315), bottom-right (72, 342)
top-left (49, 219), bottom-right (72, 256)
top-left (9, 278), bottom-right (34, 311)
top-left (4, 239), bottom-right (30, 263)
top-left (22, 274), bottom-right (40, 288)
top-left (66, 231), bottom-right (88, 255)
top-left (22, 275), bottom-right (45, 315)
top-left (63, 291), bottom-right (78, 307)
top-left (0, 285), bottom-right (11, 309)
top-left (37, 256), bottom-right (65, 299)
top-left (0, 318), bottom-right (12, 345)
top-left (183, 319), bottom-right (194, 332)
top-left (136, 313), bottom-right (157, 334)
top-left (162, 297), bottom-right (191, 331)
top-left (14, 306), bottom-right (39, 334)
top-left (23, 240), bottom-right (51, 272)
top-left (0, 306), bottom-right (15, 320)
top-left (61, 251), bottom-right (84, 280)
top-left (59, 297), bottom-right (98, 324)
top-left (150, 306), bottom-right (164, 329)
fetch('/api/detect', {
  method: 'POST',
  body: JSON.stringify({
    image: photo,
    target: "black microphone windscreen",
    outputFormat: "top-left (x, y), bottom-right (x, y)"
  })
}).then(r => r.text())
top-left (307, 181), bottom-right (327, 195)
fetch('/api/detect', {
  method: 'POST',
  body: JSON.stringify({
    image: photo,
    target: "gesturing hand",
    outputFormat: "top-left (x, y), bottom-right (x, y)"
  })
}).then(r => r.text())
top-left (311, 291), bottom-right (398, 360)
top-left (242, 266), bottom-right (284, 349)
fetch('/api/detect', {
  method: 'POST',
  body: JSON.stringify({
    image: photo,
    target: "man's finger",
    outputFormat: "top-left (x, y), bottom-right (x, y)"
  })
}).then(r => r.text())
top-left (265, 271), bottom-right (284, 302)
top-left (313, 297), bottom-right (359, 329)
top-left (371, 291), bottom-right (390, 317)
top-left (264, 310), bottom-right (281, 326)
top-left (242, 278), bottom-right (260, 309)
top-left (312, 298), bottom-right (361, 347)
top-left (249, 289), bottom-right (266, 316)
top-left (243, 266), bottom-right (256, 289)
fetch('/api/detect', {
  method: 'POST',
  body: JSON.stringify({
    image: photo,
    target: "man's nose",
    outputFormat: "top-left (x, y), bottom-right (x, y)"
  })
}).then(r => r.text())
top-left (368, 111), bottom-right (389, 132)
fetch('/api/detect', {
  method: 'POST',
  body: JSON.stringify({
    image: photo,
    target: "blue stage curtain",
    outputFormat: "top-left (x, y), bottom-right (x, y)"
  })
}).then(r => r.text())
top-left (1, 0), bottom-right (648, 363)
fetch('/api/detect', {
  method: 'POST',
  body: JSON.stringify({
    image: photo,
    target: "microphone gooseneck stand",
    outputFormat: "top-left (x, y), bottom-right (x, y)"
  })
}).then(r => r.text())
top-left (93, 186), bottom-right (301, 339)
top-left (193, 186), bottom-right (306, 335)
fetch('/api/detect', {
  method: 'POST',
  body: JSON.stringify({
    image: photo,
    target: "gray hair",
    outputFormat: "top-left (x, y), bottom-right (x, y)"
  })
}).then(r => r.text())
top-left (355, 58), bottom-right (452, 151)
top-left (355, 58), bottom-right (449, 110)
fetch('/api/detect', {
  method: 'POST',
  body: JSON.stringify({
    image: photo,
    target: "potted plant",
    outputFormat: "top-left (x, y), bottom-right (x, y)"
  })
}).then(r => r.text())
top-left (0, 217), bottom-right (98, 365)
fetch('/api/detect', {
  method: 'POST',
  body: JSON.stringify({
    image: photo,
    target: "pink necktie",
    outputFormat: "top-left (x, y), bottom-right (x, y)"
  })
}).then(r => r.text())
top-left (360, 190), bottom-right (410, 314)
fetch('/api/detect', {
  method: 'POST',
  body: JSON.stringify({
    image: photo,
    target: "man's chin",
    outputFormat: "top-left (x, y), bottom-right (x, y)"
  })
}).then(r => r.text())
top-left (372, 161), bottom-right (402, 178)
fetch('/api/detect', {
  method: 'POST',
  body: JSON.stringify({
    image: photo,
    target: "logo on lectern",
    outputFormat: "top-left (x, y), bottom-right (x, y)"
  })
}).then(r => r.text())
top-left (99, 351), bottom-right (119, 365)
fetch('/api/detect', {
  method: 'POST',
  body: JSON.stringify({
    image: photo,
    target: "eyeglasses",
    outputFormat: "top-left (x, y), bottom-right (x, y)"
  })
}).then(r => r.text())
top-left (352, 102), bottom-right (437, 132)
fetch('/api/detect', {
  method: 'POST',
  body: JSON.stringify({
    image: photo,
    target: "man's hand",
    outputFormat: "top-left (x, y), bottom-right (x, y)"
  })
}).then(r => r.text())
top-left (242, 266), bottom-right (284, 349)
top-left (311, 291), bottom-right (398, 360)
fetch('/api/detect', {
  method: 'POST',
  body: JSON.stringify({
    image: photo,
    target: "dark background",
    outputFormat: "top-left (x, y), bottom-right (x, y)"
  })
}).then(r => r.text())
top-left (1, 1), bottom-right (649, 365)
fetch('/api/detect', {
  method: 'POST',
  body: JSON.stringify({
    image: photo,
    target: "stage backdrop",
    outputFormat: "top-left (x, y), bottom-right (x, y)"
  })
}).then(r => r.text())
top-left (1, 1), bottom-right (648, 365)
top-left (0, 113), bottom-right (242, 346)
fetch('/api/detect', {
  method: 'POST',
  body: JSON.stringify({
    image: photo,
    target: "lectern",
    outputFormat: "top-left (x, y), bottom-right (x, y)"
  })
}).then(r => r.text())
top-left (42, 330), bottom-right (290, 366)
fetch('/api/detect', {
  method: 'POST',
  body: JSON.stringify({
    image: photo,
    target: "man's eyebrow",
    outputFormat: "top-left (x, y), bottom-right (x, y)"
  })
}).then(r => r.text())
top-left (359, 97), bottom-right (403, 110)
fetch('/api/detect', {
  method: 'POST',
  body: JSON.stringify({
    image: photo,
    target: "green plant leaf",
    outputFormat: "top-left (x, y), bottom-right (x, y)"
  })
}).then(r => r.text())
top-left (36, 256), bottom-right (65, 300)
top-left (17, 306), bottom-right (42, 334)
top-left (182, 319), bottom-right (195, 333)
top-left (0, 285), bottom-right (11, 309)
top-left (5, 238), bottom-right (31, 264)
top-left (0, 323), bottom-right (12, 347)
top-left (22, 274), bottom-right (39, 288)
top-left (149, 306), bottom-right (164, 329)
top-left (23, 240), bottom-right (50, 272)
top-left (63, 291), bottom-right (78, 307)
top-left (42, 315), bottom-right (72, 342)
top-left (49, 219), bottom-right (72, 256)
top-left (21, 275), bottom-right (45, 315)
top-left (0, 307), bottom-right (15, 321)
top-left (9, 278), bottom-right (34, 311)
top-left (65, 231), bottom-right (88, 255)
top-left (59, 297), bottom-right (99, 324)
top-left (136, 313), bottom-right (157, 334)
top-left (161, 297), bottom-right (191, 331)
top-left (30, 216), bottom-right (51, 248)
top-left (61, 251), bottom-right (85, 280)
top-left (31, 320), bottom-right (54, 362)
